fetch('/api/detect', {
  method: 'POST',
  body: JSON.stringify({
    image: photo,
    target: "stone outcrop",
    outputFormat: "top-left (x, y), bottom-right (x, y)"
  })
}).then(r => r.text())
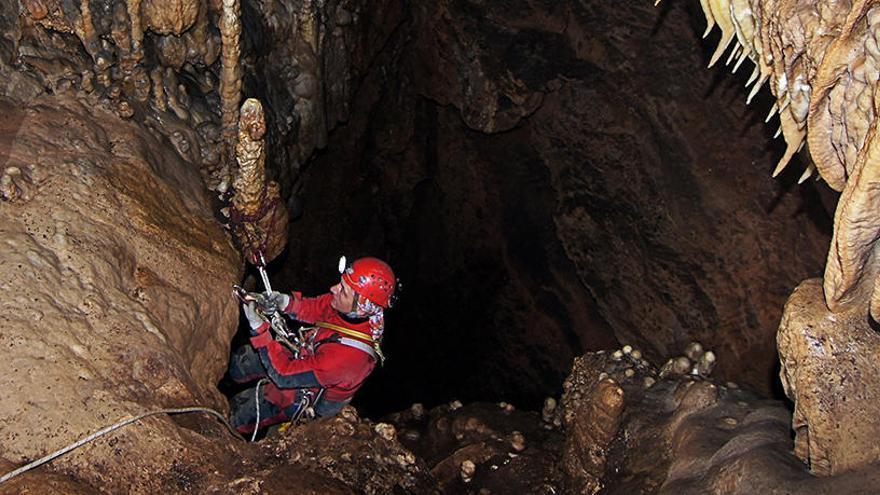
top-left (0, 94), bottom-right (242, 492)
top-left (558, 354), bottom-right (625, 494)
top-left (664, 0), bottom-right (880, 476)
top-left (557, 350), bottom-right (880, 494)
top-left (777, 278), bottom-right (880, 475)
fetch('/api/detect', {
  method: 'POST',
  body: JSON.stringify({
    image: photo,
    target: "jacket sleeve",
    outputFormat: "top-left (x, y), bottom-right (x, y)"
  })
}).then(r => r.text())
top-left (249, 332), bottom-right (339, 389)
top-left (284, 293), bottom-right (334, 323)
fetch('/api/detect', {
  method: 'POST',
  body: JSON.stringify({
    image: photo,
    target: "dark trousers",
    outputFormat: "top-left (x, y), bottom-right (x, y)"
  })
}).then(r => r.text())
top-left (228, 346), bottom-right (301, 434)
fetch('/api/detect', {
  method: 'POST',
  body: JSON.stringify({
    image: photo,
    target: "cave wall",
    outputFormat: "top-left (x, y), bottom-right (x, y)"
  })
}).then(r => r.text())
top-left (0, 91), bottom-right (245, 491)
top-left (279, 0), bottom-right (832, 409)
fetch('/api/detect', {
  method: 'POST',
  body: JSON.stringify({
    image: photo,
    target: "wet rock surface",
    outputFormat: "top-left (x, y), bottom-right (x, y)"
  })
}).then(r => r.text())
top-left (555, 349), bottom-right (880, 495)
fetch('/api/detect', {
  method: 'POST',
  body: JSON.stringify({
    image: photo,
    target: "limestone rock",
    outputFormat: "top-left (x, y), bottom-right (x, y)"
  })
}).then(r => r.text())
top-left (777, 278), bottom-right (880, 475)
top-left (560, 354), bottom-right (625, 494)
top-left (142, 0), bottom-right (199, 35)
top-left (0, 95), bottom-right (241, 493)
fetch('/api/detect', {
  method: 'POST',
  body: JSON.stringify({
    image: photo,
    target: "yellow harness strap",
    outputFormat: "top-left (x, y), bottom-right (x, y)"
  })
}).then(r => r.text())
top-left (315, 321), bottom-right (373, 341)
top-left (315, 321), bottom-right (386, 364)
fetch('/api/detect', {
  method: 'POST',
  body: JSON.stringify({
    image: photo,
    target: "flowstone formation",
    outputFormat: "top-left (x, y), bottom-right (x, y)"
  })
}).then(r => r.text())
top-left (663, 0), bottom-right (880, 474)
top-left (552, 348), bottom-right (880, 494)
top-left (0, 94), bottom-right (244, 491)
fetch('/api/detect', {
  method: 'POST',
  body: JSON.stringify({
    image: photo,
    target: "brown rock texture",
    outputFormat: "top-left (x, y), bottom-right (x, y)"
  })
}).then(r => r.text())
top-left (142, 0), bottom-right (200, 35)
top-left (557, 350), bottom-right (880, 494)
top-left (0, 94), bottom-right (242, 492)
top-left (269, 406), bottom-right (434, 494)
top-left (777, 278), bottom-right (880, 475)
top-left (559, 354), bottom-right (625, 494)
top-left (385, 401), bottom-right (564, 494)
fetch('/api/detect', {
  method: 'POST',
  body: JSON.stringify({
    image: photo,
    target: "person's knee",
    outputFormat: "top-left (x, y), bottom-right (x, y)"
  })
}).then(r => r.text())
top-left (228, 346), bottom-right (265, 383)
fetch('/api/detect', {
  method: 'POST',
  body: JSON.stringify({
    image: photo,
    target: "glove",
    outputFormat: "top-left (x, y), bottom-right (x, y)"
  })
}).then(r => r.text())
top-left (242, 301), bottom-right (268, 334)
top-left (264, 291), bottom-right (291, 314)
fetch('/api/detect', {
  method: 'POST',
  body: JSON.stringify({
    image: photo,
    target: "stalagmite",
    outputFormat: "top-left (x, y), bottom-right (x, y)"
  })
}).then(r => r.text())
top-left (684, 342), bottom-right (704, 361)
top-left (150, 67), bottom-right (167, 111)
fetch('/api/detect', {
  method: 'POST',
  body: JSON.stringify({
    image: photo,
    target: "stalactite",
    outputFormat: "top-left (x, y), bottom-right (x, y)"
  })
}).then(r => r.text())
top-left (127, 0), bottom-right (144, 62)
top-left (229, 98), bottom-right (289, 263)
top-left (232, 98), bottom-right (266, 215)
top-left (77, 0), bottom-right (99, 58)
top-left (219, 0), bottom-right (242, 173)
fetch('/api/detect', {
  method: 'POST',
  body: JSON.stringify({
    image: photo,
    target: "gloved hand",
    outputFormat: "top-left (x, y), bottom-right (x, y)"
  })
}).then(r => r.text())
top-left (242, 301), bottom-right (268, 335)
top-left (264, 291), bottom-right (291, 314)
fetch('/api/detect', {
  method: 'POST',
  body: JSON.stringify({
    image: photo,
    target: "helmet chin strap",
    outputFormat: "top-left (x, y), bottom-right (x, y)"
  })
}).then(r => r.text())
top-left (342, 294), bottom-right (364, 319)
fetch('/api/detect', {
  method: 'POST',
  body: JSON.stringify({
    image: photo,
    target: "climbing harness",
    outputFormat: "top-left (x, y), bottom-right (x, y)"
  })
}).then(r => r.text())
top-left (0, 407), bottom-right (241, 485)
top-left (314, 321), bottom-right (384, 364)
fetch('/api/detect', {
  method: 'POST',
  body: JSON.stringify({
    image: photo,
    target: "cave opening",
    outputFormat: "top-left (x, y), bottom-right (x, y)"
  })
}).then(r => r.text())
top-left (215, 0), bottom-right (834, 425)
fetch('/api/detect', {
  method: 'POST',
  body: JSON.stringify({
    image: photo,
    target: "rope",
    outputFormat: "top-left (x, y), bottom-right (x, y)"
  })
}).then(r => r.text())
top-left (0, 407), bottom-right (241, 485)
top-left (228, 185), bottom-right (280, 263)
top-left (251, 379), bottom-right (268, 442)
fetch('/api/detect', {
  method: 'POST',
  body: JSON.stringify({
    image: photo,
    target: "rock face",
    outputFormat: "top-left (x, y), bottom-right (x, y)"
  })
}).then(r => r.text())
top-left (0, 94), bottom-right (243, 491)
top-left (558, 355), bottom-right (624, 494)
top-left (671, 0), bottom-right (880, 477)
top-left (556, 350), bottom-right (880, 494)
top-left (777, 278), bottom-right (880, 475)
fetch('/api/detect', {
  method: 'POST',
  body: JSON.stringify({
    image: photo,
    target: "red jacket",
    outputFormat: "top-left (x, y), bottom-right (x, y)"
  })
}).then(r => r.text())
top-left (249, 293), bottom-right (377, 405)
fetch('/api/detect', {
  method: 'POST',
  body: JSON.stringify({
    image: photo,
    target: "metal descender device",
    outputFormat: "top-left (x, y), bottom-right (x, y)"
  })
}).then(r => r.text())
top-left (233, 252), bottom-right (305, 356)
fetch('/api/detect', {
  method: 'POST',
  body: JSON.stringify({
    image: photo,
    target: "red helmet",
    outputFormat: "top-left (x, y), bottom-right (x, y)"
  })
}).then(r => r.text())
top-left (342, 257), bottom-right (397, 308)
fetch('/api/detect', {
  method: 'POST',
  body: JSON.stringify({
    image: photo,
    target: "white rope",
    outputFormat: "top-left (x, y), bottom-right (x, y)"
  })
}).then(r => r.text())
top-left (251, 379), bottom-right (268, 442)
top-left (0, 406), bottom-right (241, 485)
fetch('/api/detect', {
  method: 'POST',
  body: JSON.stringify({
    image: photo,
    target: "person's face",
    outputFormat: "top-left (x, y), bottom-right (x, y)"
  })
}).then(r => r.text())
top-left (330, 278), bottom-right (358, 314)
